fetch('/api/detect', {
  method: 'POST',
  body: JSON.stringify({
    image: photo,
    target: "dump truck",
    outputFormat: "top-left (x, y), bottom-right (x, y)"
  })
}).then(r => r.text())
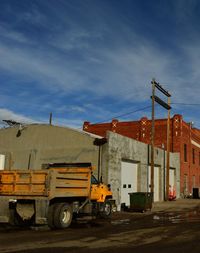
top-left (0, 163), bottom-right (113, 229)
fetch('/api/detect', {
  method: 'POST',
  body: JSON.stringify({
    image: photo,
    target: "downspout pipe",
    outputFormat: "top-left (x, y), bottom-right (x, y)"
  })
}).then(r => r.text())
top-left (93, 138), bottom-right (107, 182)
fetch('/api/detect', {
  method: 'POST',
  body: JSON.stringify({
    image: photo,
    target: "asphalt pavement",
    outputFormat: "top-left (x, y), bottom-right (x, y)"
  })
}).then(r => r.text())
top-left (0, 199), bottom-right (200, 253)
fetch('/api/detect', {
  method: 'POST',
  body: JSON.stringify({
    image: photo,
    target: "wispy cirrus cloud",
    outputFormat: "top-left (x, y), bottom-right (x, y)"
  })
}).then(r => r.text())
top-left (0, 0), bottom-right (200, 128)
top-left (0, 24), bottom-right (29, 43)
top-left (0, 108), bottom-right (85, 129)
top-left (0, 28), bottom-right (181, 101)
top-left (0, 108), bottom-right (35, 126)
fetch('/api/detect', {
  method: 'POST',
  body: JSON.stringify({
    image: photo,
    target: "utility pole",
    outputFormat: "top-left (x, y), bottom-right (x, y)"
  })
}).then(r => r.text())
top-left (150, 79), bottom-right (171, 201)
top-left (151, 79), bottom-right (156, 196)
top-left (166, 97), bottom-right (171, 200)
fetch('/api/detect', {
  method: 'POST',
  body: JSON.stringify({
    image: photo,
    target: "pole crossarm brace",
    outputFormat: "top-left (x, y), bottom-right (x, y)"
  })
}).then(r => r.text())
top-left (153, 96), bottom-right (171, 110)
top-left (151, 79), bottom-right (171, 97)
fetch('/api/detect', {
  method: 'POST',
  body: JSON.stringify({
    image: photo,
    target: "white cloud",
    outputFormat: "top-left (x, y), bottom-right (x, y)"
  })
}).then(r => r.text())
top-left (173, 0), bottom-right (198, 23)
top-left (0, 42), bottom-right (84, 92)
top-left (49, 117), bottom-right (83, 129)
top-left (21, 7), bottom-right (47, 25)
top-left (0, 108), bottom-right (35, 127)
top-left (49, 29), bottom-right (98, 51)
top-left (0, 108), bottom-right (85, 129)
top-left (0, 31), bottom-right (189, 106)
top-left (0, 9), bottom-right (183, 104)
top-left (0, 24), bottom-right (29, 43)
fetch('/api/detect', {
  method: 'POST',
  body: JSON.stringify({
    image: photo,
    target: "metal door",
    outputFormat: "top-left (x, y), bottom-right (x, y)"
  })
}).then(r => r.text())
top-left (0, 154), bottom-right (5, 170)
top-left (148, 166), bottom-right (160, 202)
top-left (169, 169), bottom-right (175, 189)
top-left (121, 161), bottom-right (138, 206)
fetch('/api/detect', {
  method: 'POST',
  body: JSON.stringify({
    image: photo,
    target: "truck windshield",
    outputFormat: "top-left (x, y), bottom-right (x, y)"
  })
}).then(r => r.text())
top-left (91, 175), bottom-right (99, 184)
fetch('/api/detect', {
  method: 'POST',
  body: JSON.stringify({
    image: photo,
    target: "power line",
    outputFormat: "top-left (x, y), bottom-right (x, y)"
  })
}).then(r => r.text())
top-left (172, 102), bottom-right (200, 106)
top-left (93, 102), bottom-right (200, 124)
top-left (78, 100), bottom-right (200, 130)
top-left (92, 105), bottom-right (151, 124)
top-left (86, 101), bottom-right (200, 126)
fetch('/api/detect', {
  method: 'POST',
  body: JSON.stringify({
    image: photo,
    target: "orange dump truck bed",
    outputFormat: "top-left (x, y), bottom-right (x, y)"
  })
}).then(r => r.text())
top-left (0, 167), bottom-right (92, 199)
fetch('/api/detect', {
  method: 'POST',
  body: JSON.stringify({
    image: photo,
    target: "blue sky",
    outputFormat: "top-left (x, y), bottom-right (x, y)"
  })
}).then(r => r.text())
top-left (0, 0), bottom-right (200, 129)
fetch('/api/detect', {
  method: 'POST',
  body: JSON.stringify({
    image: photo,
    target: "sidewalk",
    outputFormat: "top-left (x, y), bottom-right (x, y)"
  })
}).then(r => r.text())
top-left (112, 198), bottom-right (200, 221)
top-left (152, 198), bottom-right (200, 212)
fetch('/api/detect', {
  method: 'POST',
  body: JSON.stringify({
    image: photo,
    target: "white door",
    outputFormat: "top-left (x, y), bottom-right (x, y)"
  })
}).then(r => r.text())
top-left (169, 169), bottom-right (175, 189)
top-left (121, 161), bottom-right (138, 206)
top-left (148, 166), bottom-right (160, 202)
top-left (0, 154), bottom-right (5, 170)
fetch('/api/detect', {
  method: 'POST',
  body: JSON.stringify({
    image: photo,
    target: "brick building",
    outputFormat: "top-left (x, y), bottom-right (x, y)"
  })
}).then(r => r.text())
top-left (83, 114), bottom-right (200, 196)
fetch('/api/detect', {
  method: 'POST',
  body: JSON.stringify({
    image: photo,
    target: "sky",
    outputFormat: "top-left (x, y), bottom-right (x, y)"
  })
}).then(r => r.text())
top-left (0, 0), bottom-right (200, 129)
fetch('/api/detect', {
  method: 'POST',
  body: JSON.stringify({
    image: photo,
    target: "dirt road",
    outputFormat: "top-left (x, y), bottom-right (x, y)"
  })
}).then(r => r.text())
top-left (1, 199), bottom-right (200, 253)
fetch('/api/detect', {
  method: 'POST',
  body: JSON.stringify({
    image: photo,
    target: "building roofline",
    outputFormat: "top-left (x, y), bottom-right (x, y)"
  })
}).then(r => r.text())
top-left (0, 123), bottom-right (103, 139)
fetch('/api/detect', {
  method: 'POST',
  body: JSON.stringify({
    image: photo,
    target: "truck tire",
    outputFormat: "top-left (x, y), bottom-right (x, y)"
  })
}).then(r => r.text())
top-left (53, 203), bottom-right (73, 229)
top-left (100, 200), bottom-right (112, 219)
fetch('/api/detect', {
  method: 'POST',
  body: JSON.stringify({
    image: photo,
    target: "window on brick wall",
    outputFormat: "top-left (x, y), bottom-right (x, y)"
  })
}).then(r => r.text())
top-left (192, 148), bottom-right (195, 164)
top-left (184, 144), bottom-right (187, 162)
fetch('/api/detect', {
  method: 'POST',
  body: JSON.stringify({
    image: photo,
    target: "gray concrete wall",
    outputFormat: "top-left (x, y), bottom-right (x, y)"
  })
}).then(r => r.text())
top-left (0, 125), bottom-right (100, 172)
top-left (103, 131), bottom-right (180, 208)
top-left (168, 150), bottom-right (180, 200)
top-left (0, 125), bottom-right (180, 207)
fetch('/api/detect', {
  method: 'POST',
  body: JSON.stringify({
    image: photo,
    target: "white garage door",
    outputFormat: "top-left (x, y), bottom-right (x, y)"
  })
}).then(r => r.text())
top-left (169, 169), bottom-right (175, 190)
top-left (0, 154), bottom-right (5, 170)
top-left (148, 166), bottom-right (160, 202)
top-left (121, 161), bottom-right (138, 206)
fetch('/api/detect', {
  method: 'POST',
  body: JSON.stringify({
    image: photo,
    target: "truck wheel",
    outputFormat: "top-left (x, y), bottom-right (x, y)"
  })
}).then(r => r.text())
top-left (100, 200), bottom-right (112, 218)
top-left (54, 203), bottom-right (73, 229)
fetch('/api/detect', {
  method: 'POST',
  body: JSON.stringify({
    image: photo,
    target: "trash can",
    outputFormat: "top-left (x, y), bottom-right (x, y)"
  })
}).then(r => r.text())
top-left (129, 192), bottom-right (153, 212)
top-left (192, 188), bottom-right (199, 199)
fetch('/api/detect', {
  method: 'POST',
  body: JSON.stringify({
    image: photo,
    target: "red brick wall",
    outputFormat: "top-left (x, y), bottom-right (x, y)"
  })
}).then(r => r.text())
top-left (83, 114), bottom-right (200, 194)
